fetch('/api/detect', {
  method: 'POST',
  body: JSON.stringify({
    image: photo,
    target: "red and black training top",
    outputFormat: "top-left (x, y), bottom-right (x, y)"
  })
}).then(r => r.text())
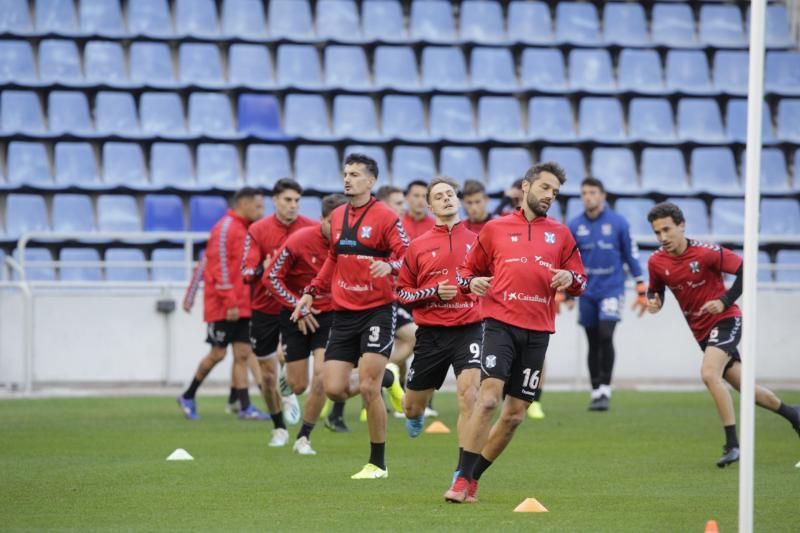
top-left (402, 212), bottom-right (435, 241)
top-left (202, 210), bottom-right (253, 323)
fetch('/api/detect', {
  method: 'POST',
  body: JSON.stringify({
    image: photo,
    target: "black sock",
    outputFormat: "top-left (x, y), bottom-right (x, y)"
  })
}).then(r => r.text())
top-left (724, 424), bottom-right (739, 449)
top-left (456, 447), bottom-right (463, 472)
top-left (297, 421), bottom-right (315, 440)
top-left (183, 378), bottom-right (202, 400)
top-left (473, 455), bottom-right (493, 481)
top-left (228, 387), bottom-right (237, 404)
top-left (460, 451), bottom-right (480, 481)
top-left (272, 411), bottom-right (286, 430)
top-left (369, 442), bottom-right (386, 470)
top-left (775, 402), bottom-right (800, 427)
top-left (330, 401), bottom-right (345, 419)
top-left (381, 369), bottom-right (394, 388)
top-left (237, 388), bottom-right (251, 410)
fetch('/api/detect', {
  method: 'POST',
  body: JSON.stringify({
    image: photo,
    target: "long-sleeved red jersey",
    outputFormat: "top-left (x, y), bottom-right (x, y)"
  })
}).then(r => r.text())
top-left (402, 212), bottom-right (435, 241)
top-left (457, 209), bottom-right (587, 332)
top-left (203, 210), bottom-right (253, 323)
top-left (241, 214), bottom-right (316, 315)
top-left (266, 223), bottom-right (333, 313)
top-left (306, 197), bottom-right (409, 311)
top-left (396, 221), bottom-right (481, 327)
top-left (182, 252), bottom-right (205, 312)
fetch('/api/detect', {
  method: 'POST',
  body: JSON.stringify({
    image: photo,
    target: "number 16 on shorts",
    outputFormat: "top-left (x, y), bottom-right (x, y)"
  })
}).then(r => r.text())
top-left (522, 368), bottom-right (540, 393)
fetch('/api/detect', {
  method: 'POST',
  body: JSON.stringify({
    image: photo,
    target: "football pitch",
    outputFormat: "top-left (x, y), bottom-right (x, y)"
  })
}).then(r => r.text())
top-left (1, 391), bottom-right (797, 532)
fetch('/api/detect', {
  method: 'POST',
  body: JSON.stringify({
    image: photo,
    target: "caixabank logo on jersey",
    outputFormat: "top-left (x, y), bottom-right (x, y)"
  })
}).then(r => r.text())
top-left (502, 291), bottom-right (549, 304)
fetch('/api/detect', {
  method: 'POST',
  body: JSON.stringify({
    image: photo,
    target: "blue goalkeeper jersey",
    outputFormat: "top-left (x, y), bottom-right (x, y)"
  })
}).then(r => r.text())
top-left (568, 206), bottom-right (643, 299)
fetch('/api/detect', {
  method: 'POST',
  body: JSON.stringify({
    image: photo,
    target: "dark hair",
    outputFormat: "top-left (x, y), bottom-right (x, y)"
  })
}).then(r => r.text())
top-left (581, 176), bottom-right (605, 192)
top-left (405, 180), bottom-right (428, 195)
top-left (524, 162), bottom-right (567, 185)
top-left (426, 176), bottom-right (459, 203)
top-left (462, 179), bottom-right (486, 197)
top-left (272, 177), bottom-right (303, 197)
top-left (321, 193), bottom-right (347, 218)
top-left (647, 202), bottom-right (685, 225)
top-left (511, 178), bottom-right (524, 189)
top-left (376, 185), bottom-right (402, 202)
top-left (232, 186), bottom-right (262, 204)
top-left (344, 153), bottom-right (379, 179)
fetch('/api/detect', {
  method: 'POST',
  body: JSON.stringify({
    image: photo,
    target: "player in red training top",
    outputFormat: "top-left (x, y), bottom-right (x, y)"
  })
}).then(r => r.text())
top-left (293, 153), bottom-right (407, 480)
top-left (265, 194), bottom-right (348, 455)
top-left (445, 162), bottom-right (587, 503)
top-left (646, 202), bottom-right (800, 468)
top-left (402, 180), bottom-right (436, 241)
top-left (461, 179), bottom-right (494, 234)
top-left (241, 178), bottom-right (316, 447)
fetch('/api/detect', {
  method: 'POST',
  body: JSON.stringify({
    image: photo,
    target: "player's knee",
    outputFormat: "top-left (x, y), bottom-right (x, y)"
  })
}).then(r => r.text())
top-left (288, 376), bottom-right (307, 395)
top-left (404, 397), bottom-right (425, 418)
top-left (324, 381), bottom-right (348, 402)
top-left (261, 371), bottom-right (277, 391)
top-left (478, 393), bottom-right (500, 413)
top-left (700, 367), bottom-right (722, 387)
top-left (359, 380), bottom-right (380, 402)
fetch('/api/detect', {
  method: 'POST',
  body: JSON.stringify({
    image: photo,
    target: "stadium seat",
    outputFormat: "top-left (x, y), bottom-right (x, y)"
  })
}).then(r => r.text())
top-left (579, 97), bottom-right (626, 141)
top-left (520, 49), bottom-right (567, 91)
top-left (12, 248), bottom-right (55, 281)
top-left (53, 194), bottom-right (94, 233)
top-left (569, 49), bottom-right (615, 92)
top-left (565, 197), bottom-right (583, 222)
top-left (618, 49), bottom-right (664, 93)
top-left (741, 148), bottom-right (789, 193)
top-left (714, 51), bottom-right (748, 95)
top-left (97, 194), bottom-right (141, 231)
top-left (294, 145), bottom-right (340, 192)
top-left (765, 52), bottom-right (800, 96)
top-left (666, 50), bottom-right (713, 94)
top-left (0, 41), bottom-right (37, 84)
top-left (374, 47), bottom-right (419, 90)
top-left (49, 91), bottom-right (93, 134)
top-left (775, 250), bottom-right (800, 283)
top-left (711, 199), bottom-right (744, 236)
top-left (222, 0), bottom-right (266, 39)
top-left (362, 0), bottom-right (405, 41)
top-left (556, 2), bottom-right (600, 45)
top-left (392, 146), bottom-right (435, 188)
top-left (6, 193), bottom-right (49, 238)
top-left (144, 194), bottom-right (184, 231)
top-left (344, 145), bottom-right (388, 179)
top-left (55, 142), bottom-right (99, 186)
top-left (677, 98), bottom-right (726, 142)
top-left (628, 98), bottom-right (676, 143)
top-left (699, 5), bottom-right (745, 47)
top-left (189, 196), bottom-right (228, 232)
top-left (759, 4), bottom-right (793, 48)
top-left (422, 47), bottom-right (468, 90)
top-left (80, 0), bottom-right (125, 36)
top-left (548, 200), bottom-right (564, 223)
top-left (175, 0), bottom-right (218, 37)
top-left (284, 94), bottom-right (330, 139)
top-left (39, 39), bottom-right (83, 84)
top-left (729, 249), bottom-right (772, 283)
top-left (603, 3), bottom-right (649, 46)
top-left (776, 99), bottom-right (800, 142)
top-left (105, 248), bottom-right (148, 281)
top-left (150, 143), bottom-right (194, 188)
top-left (640, 148), bottom-right (690, 193)
top-left (103, 143), bottom-right (147, 187)
top-left (471, 48), bottom-right (516, 91)
top-left (245, 145), bottom-right (291, 188)
top-left (130, 42), bottom-right (175, 86)
top-left (794, 149), bottom-right (800, 191)
top-left (691, 148), bottom-right (741, 194)
top-left (140, 92), bottom-right (186, 136)
top-left (590, 148), bottom-right (640, 193)
top-left (317, 0), bottom-right (361, 41)
top-left (196, 144), bottom-right (242, 189)
top-left (277, 45), bottom-right (322, 89)
top-left (179, 43), bottom-right (224, 87)
top-left (652, 4), bottom-right (697, 46)
top-left (410, 0), bottom-right (456, 42)
top-left (460, 0), bottom-right (505, 43)
top-left (540, 147), bottom-right (585, 195)
top-left (229, 44), bottom-right (274, 89)
top-left (726, 99), bottom-right (773, 143)
top-left (35, 0), bottom-right (78, 34)
top-left (188, 93), bottom-right (236, 137)
top-left (668, 198), bottom-right (710, 235)
top-left (325, 46), bottom-right (371, 91)
top-left (478, 97), bottom-right (524, 142)
top-left (440, 147), bottom-right (483, 182)
top-left (299, 197), bottom-right (322, 220)
top-left (761, 199), bottom-right (800, 235)
top-left (528, 97), bottom-right (577, 141)
top-left (613, 199), bottom-right (656, 236)
top-left (381, 95), bottom-right (428, 141)
top-left (59, 248), bottom-right (102, 282)
top-left (237, 94), bottom-right (282, 138)
top-left (8, 142), bottom-right (51, 185)
top-left (84, 41), bottom-right (127, 85)
top-left (95, 91), bottom-right (139, 136)
top-left (0, 0), bottom-right (32, 32)
top-left (508, 1), bottom-right (552, 44)
top-left (269, 0), bottom-right (314, 40)
top-left (430, 96), bottom-right (477, 141)
top-left (151, 248), bottom-right (186, 281)
top-left (127, 0), bottom-right (173, 37)
top-left (487, 148), bottom-right (532, 192)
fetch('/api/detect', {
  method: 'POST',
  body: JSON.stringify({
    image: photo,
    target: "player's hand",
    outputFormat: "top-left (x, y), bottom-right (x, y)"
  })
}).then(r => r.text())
top-left (369, 258), bottom-right (392, 278)
top-left (700, 299), bottom-right (725, 315)
top-left (226, 307), bottom-right (240, 322)
top-left (296, 314), bottom-right (319, 335)
top-left (647, 293), bottom-right (662, 314)
top-left (262, 253), bottom-right (273, 269)
top-left (436, 281), bottom-right (458, 301)
top-left (182, 301), bottom-right (192, 313)
top-left (291, 294), bottom-right (315, 321)
top-left (632, 281), bottom-right (648, 317)
top-left (549, 268), bottom-right (573, 290)
top-left (470, 276), bottom-right (493, 296)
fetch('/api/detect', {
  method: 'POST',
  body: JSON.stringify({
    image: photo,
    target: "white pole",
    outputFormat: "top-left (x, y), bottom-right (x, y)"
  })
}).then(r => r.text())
top-left (740, 1), bottom-right (767, 532)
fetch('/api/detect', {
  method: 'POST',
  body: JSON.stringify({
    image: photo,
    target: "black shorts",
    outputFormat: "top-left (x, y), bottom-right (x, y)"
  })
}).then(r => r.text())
top-left (698, 316), bottom-right (742, 371)
top-left (279, 308), bottom-right (333, 363)
top-left (250, 310), bottom-right (281, 359)
top-left (206, 318), bottom-right (250, 347)
top-left (481, 318), bottom-right (550, 402)
top-left (325, 303), bottom-right (397, 364)
top-left (396, 305), bottom-right (415, 329)
top-left (407, 322), bottom-right (482, 391)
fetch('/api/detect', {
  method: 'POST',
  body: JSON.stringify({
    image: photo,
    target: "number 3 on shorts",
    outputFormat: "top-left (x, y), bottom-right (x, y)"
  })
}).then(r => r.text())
top-left (522, 368), bottom-right (540, 391)
top-left (368, 326), bottom-right (380, 343)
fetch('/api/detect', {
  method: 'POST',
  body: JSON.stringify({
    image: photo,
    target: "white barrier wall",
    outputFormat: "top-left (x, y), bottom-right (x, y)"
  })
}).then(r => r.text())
top-left (1, 286), bottom-right (798, 389)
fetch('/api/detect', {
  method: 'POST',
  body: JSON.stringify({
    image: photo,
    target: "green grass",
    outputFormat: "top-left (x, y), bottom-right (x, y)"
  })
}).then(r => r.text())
top-left (0, 391), bottom-right (797, 532)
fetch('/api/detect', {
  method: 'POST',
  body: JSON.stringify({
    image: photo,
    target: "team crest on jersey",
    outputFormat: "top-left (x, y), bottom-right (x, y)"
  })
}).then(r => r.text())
top-left (361, 226), bottom-right (372, 239)
top-left (576, 224), bottom-right (589, 237)
top-left (689, 261), bottom-right (700, 274)
top-left (601, 223), bottom-right (612, 236)
top-left (432, 250), bottom-right (437, 257)
top-left (544, 232), bottom-right (556, 244)
top-left (508, 232), bottom-right (520, 242)
top-left (485, 354), bottom-right (497, 369)
top-left (311, 256), bottom-right (317, 264)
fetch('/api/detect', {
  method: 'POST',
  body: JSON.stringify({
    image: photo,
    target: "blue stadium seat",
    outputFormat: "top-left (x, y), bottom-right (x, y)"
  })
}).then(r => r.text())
top-left (677, 98), bottom-right (726, 142)
top-left (579, 97), bottom-right (626, 141)
top-left (53, 193), bottom-right (94, 232)
top-left (294, 145), bottom-right (340, 192)
top-left (103, 143), bottom-right (147, 186)
top-left (0, 0), bottom-right (32, 32)
top-left (640, 148), bottom-right (690, 194)
top-left (652, 4), bottom-right (697, 47)
top-left (603, 3), bottom-right (649, 46)
top-left (12, 248), bottom-right (55, 281)
top-left (565, 197), bottom-right (583, 223)
top-left (80, 0), bottom-right (125, 36)
top-left (381, 95), bottom-right (428, 141)
top-left (742, 148), bottom-right (789, 193)
top-left (613, 199), bottom-right (656, 236)
top-left (548, 200), bottom-right (564, 223)
top-left (105, 248), bottom-right (148, 281)
top-left (776, 99), bottom-right (800, 142)
top-left (189, 196), bottom-right (228, 232)
top-left (35, 0), bottom-right (78, 34)
top-left (374, 47), bottom-right (419, 90)
top-left (766, 52), bottom-right (800, 95)
top-left (711, 199), bottom-right (744, 236)
top-left (175, 0), bottom-right (218, 37)
top-left (440, 147), bottom-right (483, 182)
top-left (299, 197), bottom-right (322, 220)
top-left (245, 145), bottom-right (290, 187)
top-left (691, 148), bottom-right (741, 194)
top-left (237, 94), bottom-right (282, 138)
top-left (528, 97), bottom-right (576, 141)
top-left (729, 249), bottom-right (771, 283)
top-left (520, 49), bottom-right (567, 91)
top-left (150, 143), bottom-right (194, 188)
top-left (229, 44), bottom-right (274, 89)
top-left (479, 97), bottom-right (523, 142)
top-left (422, 47), bottom-right (468, 90)
top-left (628, 98), bottom-right (676, 142)
top-left (590, 148), bottom-right (640, 193)
top-left (508, 1), bottom-right (552, 44)
top-left (84, 41), bottom-right (126, 85)
top-left (410, 0), bottom-right (456, 42)
top-left (49, 91), bottom-right (93, 134)
top-left (556, 2), bottom-right (601, 45)
top-left (344, 145), bottom-right (388, 178)
top-left (97, 194), bottom-right (141, 231)
top-left (269, 0), bottom-right (314, 40)
top-left (714, 51), bottom-right (748, 96)
top-left (8, 142), bottom-right (51, 185)
top-left (666, 50), bottom-right (713, 94)
top-left (95, 91), bottom-right (139, 136)
top-left (151, 248), bottom-right (186, 281)
top-left (127, 0), bottom-right (173, 37)
top-left (2, 90), bottom-right (47, 134)
top-left (460, 0), bottom-right (505, 43)
top-left (130, 42), bottom-right (175, 86)
top-left (430, 96), bottom-right (477, 141)
top-left (222, 0), bottom-right (266, 38)
top-left (277, 44), bottom-right (322, 89)
top-left (569, 49), bottom-right (614, 92)
top-left (284, 94), bottom-right (330, 139)
top-left (471, 48), bottom-right (516, 91)
top-left (392, 146), bottom-right (435, 188)
top-left (6, 193), bottom-right (49, 237)
top-left (726, 99), bottom-right (773, 143)
top-left (487, 148), bottom-right (531, 192)
top-left (188, 93), bottom-right (236, 137)
top-left (325, 46), bottom-right (371, 91)
top-left (55, 142), bottom-right (99, 186)
top-left (362, 0), bottom-right (406, 42)
top-left (668, 198), bottom-right (710, 235)
top-left (540, 147), bottom-right (584, 195)
top-left (761, 199), bottom-right (800, 236)
top-left (179, 43), bottom-right (224, 87)
top-left (197, 144), bottom-right (242, 189)
top-left (140, 92), bottom-right (185, 136)
top-left (39, 40), bottom-right (82, 84)
top-left (775, 250), bottom-right (800, 283)
top-left (795, 149), bottom-right (800, 191)
top-left (759, 4), bottom-right (793, 48)
top-left (144, 194), bottom-right (185, 231)
top-left (0, 41), bottom-right (36, 84)
top-left (317, 0), bottom-right (361, 42)
top-left (618, 49), bottom-right (664, 94)
top-left (700, 5), bottom-right (745, 47)
top-left (59, 248), bottom-right (102, 281)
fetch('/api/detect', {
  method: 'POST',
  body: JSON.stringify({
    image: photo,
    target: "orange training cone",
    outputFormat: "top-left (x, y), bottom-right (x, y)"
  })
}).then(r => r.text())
top-left (424, 420), bottom-right (451, 434)
top-left (704, 519), bottom-right (719, 533)
top-left (513, 498), bottom-right (549, 513)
